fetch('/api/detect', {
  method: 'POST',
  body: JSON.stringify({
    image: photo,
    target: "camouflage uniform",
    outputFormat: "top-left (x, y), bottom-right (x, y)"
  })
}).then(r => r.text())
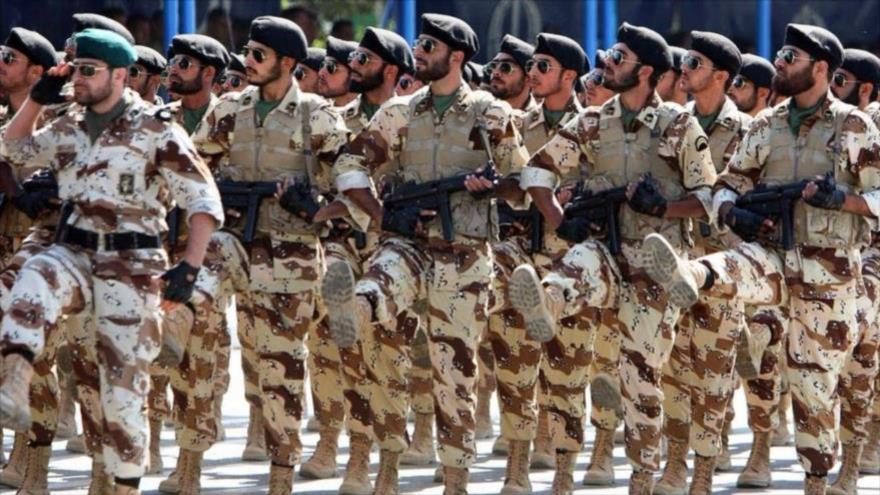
top-left (675, 95), bottom-right (880, 477)
top-left (204, 82), bottom-right (349, 467)
top-left (0, 89), bottom-right (224, 478)
top-left (519, 93), bottom-right (716, 473)
top-left (332, 84), bottom-right (529, 468)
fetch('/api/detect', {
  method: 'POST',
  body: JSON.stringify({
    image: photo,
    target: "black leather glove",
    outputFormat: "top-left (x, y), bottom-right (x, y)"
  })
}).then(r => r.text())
top-left (627, 177), bottom-right (667, 217)
top-left (723, 206), bottom-right (768, 242)
top-left (555, 217), bottom-right (591, 244)
top-left (381, 206), bottom-right (428, 238)
top-left (12, 189), bottom-right (58, 219)
top-left (161, 261), bottom-right (200, 303)
top-left (278, 182), bottom-right (320, 221)
top-left (804, 174), bottom-right (846, 210)
top-left (29, 73), bottom-right (67, 105)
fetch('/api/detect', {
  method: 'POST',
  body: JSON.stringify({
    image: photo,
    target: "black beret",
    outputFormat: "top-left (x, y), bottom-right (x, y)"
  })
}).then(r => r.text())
top-left (464, 61), bottom-right (484, 85)
top-left (5, 28), bottom-right (57, 70)
top-left (842, 48), bottom-right (880, 85)
top-left (594, 49), bottom-right (607, 70)
top-left (169, 34), bottom-right (229, 72)
top-left (228, 53), bottom-right (246, 73)
top-left (669, 46), bottom-right (687, 74)
top-left (249, 15), bottom-right (307, 61)
top-left (326, 36), bottom-right (359, 66)
top-left (617, 22), bottom-right (672, 73)
top-left (72, 13), bottom-right (134, 44)
top-left (360, 27), bottom-right (413, 72)
top-left (499, 34), bottom-right (534, 69)
top-left (739, 53), bottom-right (776, 88)
top-left (690, 31), bottom-right (741, 75)
top-left (421, 13), bottom-right (479, 61)
top-left (301, 47), bottom-right (325, 71)
top-left (134, 45), bottom-right (166, 74)
top-left (784, 23), bottom-right (843, 71)
top-left (535, 33), bottom-right (588, 76)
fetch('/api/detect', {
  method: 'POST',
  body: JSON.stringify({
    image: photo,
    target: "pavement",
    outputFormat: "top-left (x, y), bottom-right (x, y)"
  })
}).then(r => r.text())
top-left (3, 348), bottom-right (879, 494)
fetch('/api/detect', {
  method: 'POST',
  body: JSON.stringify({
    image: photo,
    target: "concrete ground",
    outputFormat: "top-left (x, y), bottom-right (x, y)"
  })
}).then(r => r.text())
top-left (4, 348), bottom-right (879, 494)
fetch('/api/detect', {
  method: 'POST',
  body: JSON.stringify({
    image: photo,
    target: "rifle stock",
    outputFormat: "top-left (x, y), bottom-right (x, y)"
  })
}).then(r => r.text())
top-left (217, 181), bottom-right (280, 244)
top-left (563, 185), bottom-right (628, 254)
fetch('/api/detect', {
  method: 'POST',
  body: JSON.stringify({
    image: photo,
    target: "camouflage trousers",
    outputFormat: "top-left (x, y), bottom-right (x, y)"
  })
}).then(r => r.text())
top-left (742, 306), bottom-right (789, 433)
top-left (543, 239), bottom-right (678, 472)
top-left (697, 242), bottom-right (858, 476)
top-left (408, 326), bottom-right (434, 415)
top-left (590, 311), bottom-right (623, 431)
top-left (357, 236), bottom-right (492, 468)
top-left (0, 241), bottom-right (163, 478)
top-left (838, 247), bottom-right (880, 445)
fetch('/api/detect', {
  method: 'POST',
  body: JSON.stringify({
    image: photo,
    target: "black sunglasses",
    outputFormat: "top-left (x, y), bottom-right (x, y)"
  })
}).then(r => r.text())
top-left (220, 74), bottom-right (244, 88)
top-left (413, 38), bottom-right (436, 54)
top-left (349, 51), bottom-right (372, 66)
top-left (294, 67), bottom-right (306, 81)
top-left (681, 54), bottom-right (717, 72)
top-left (526, 58), bottom-right (562, 74)
top-left (606, 48), bottom-right (639, 66)
top-left (776, 48), bottom-right (814, 66)
top-left (732, 75), bottom-right (751, 89)
top-left (487, 60), bottom-right (517, 75)
top-left (833, 72), bottom-right (866, 88)
top-left (170, 56), bottom-right (201, 71)
top-left (321, 59), bottom-right (342, 74)
top-left (585, 71), bottom-right (604, 85)
top-left (128, 66), bottom-right (144, 78)
top-left (71, 63), bottom-right (107, 78)
top-left (242, 46), bottom-right (267, 64)
top-left (0, 50), bottom-right (19, 65)
top-left (398, 78), bottom-right (413, 90)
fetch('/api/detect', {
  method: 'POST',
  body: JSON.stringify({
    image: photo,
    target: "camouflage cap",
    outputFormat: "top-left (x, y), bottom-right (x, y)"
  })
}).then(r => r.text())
top-left (74, 28), bottom-right (137, 68)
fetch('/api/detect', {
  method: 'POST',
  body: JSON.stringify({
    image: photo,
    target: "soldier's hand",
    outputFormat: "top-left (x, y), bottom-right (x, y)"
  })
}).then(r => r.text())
top-left (626, 177), bottom-right (667, 217)
top-left (556, 187), bottom-right (574, 205)
top-left (278, 179), bottom-right (320, 221)
top-left (555, 217), bottom-right (591, 244)
top-left (160, 261), bottom-right (200, 304)
top-left (465, 171), bottom-right (496, 199)
top-left (30, 65), bottom-right (69, 106)
top-left (803, 175), bottom-right (846, 210)
top-left (723, 206), bottom-right (773, 242)
top-left (11, 190), bottom-right (60, 219)
top-left (381, 206), bottom-right (434, 238)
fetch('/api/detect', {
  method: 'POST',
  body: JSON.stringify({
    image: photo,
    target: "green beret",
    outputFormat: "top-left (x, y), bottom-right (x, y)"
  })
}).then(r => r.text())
top-left (74, 28), bottom-right (137, 68)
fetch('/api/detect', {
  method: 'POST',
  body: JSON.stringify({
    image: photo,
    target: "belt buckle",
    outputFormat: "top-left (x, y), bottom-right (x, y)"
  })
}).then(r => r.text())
top-left (99, 232), bottom-right (110, 251)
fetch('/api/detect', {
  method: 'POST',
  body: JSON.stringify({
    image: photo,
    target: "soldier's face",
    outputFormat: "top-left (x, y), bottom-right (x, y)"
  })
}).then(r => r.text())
top-left (295, 65), bottom-right (319, 92)
top-left (0, 46), bottom-right (32, 93)
top-left (528, 55), bottom-right (566, 99)
top-left (830, 68), bottom-right (862, 105)
top-left (584, 68), bottom-right (615, 106)
top-left (318, 57), bottom-right (351, 98)
top-left (487, 54), bottom-right (526, 100)
top-left (350, 48), bottom-right (386, 93)
top-left (772, 46), bottom-right (815, 97)
top-left (655, 69), bottom-right (679, 101)
top-left (168, 55), bottom-right (205, 95)
top-left (679, 50), bottom-right (715, 94)
top-left (244, 41), bottom-right (284, 87)
top-left (728, 76), bottom-right (758, 112)
top-left (603, 44), bottom-right (641, 93)
top-left (71, 58), bottom-right (115, 106)
top-left (414, 36), bottom-right (452, 82)
top-left (126, 63), bottom-right (150, 96)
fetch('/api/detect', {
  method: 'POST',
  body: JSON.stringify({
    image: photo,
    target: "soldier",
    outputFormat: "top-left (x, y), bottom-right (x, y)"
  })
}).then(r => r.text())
top-left (395, 70), bottom-right (424, 96)
top-left (321, 12), bottom-right (529, 493)
top-left (301, 28), bottom-right (415, 495)
top-left (317, 36), bottom-right (359, 107)
top-left (63, 13), bottom-right (135, 62)
top-left (216, 53), bottom-right (247, 95)
top-left (582, 49), bottom-right (616, 107)
top-left (652, 30), bottom-right (753, 494)
top-left (827, 47), bottom-right (880, 495)
top-left (656, 45), bottom-right (688, 105)
top-left (0, 28), bottom-right (223, 495)
top-left (486, 35), bottom-right (537, 114)
top-left (200, 16), bottom-right (350, 493)
top-left (508, 22), bottom-right (716, 493)
top-left (640, 24), bottom-right (880, 494)
top-left (295, 47), bottom-right (324, 95)
top-left (127, 45), bottom-right (166, 105)
top-left (729, 54), bottom-right (776, 116)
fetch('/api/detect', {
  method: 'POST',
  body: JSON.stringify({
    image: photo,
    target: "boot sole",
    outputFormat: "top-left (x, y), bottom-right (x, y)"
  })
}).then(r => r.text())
top-left (591, 374), bottom-right (624, 419)
top-left (735, 330), bottom-right (761, 380)
top-left (582, 470), bottom-right (614, 486)
top-left (298, 465), bottom-right (338, 479)
top-left (653, 482), bottom-right (687, 495)
top-left (0, 395), bottom-right (29, 432)
top-left (322, 262), bottom-right (360, 349)
top-left (241, 446), bottom-right (269, 462)
top-left (0, 473), bottom-right (24, 488)
top-left (643, 234), bottom-right (698, 308)
top-left (736, 477), bottom-right (771, 488)
top-left (400, 452), bottom-right (436, 465)
top-left (509, 266), bottom-right (555, 343)
top-left (339, 481), bottom-right (373, 495)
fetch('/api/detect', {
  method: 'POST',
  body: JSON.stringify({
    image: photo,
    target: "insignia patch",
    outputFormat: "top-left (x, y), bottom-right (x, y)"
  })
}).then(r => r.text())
top-left (286, 102), bottom-right (297, 113)
top-left (119, 174), bottom-right (135, 195)
top-left (156, 109), bottom-right (171, 121)
top-left (242, 95), bottom-right (252, 105)
top-left (695, 136), bottom-right (709, 152)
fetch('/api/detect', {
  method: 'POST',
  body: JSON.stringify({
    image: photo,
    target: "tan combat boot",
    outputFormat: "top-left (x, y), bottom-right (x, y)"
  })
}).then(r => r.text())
top-left (475, 384), bottom-right (493, 440)
top-left (401, 412), bottom-right (436, 465)
top-left (688, 455), bottom-right (716, 495)
top-left (643, 233), bottom-right (708, 308)
top-left (442, 466), bottom-right (469, 495)
top-left (716, 420), bottom-right (732, 472)
top-left (66, 434), bottom-right (86, 454)
top-left (804, 474), bottom-right (827, 495)
top-left (299, 426), bottom-right (339, 478)
top-left (583, 427), bottom-right (615, 486)
top-left (772, 391), bottom-right (793, 446)
top-left (339, 433), bottom-right (372, 495)
top-left (827, 443), bottom-right (862, 495)
top-left (492, 436), bottom-right (510, 456)
top-left (87, 461), bottom-right (114, 495)
top-left (374, 450), bottom-right (400, 495)
top-left (552, 451), bottom-right (576, 495)
top-left (158, 450), bottom-right (185, 494)
top-left (654, 439), bottom-right (688, 495)
top-left (509, 265), bottom-right (564, 342)
top-left (147, 418), bottom-right (163, 474)
top-left (177, 449), bottom-right (203, 495)
top-left (17, 444), bottom-right (51, 495)
top-left (500, 439), bottom-right (531, 495)
top-left (629, 470), bottom-right (655, 495)
top-left (530, 409), bottom-right (555, 469)
top-left (0, 354), bottom-right (34, 431)
top-left (737, 430), bottom-right (772, 488)
top-left (322, 262), bottom-right (372, 349)
top-left (241, 405), bottom-right (268, 461)
top-left (860, 420), bottom-right (880, 474)
top-left (0, 432), bottom-right (28, 487)
top-left (268, 463), bottom-right (294, 495)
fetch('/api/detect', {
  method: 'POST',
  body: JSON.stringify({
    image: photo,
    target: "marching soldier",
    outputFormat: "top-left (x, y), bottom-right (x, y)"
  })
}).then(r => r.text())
top-left (127, 45), bottom-right (166, 105)
top-left (317, 36), bottom-right (359, 107)
top-left (295, 47), bottom-right (325, 95)
top-left (656, 45), bottom-right (688, 105)
top-left (216, 53), bottom-right (247, 95)
top-left (581, 50), bottom-right (616, 107)
top-left (728, 54), bottom-right (777, 116)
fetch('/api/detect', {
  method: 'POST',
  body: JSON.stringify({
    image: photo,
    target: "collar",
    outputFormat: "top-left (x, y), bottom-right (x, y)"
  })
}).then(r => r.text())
top-left (528, 95), bottom-right (582, 131)
top-left (601, 92), bottom-right (664, 130)
top-left (413, 80), bottom-right (473, 116)
top-left (686, 96), bottom-right (741, 132)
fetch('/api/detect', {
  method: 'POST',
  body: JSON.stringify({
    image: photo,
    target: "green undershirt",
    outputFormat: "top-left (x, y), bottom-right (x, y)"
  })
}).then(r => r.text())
top-left (696, 111), bottom-right (720, 132)
top-left (788, 96), bottom-right (825, 135)
top-left (361, 100), bottom-right (380, 121)
top-left (255, 99), bottom-right (281, 126)
top-left (620, 106), bottom-right (639, 132)
top-left (543, 108), bottom-right (567, 129)
top-left (181, 103), bottom-right (210, 135)
top-left (432, 93), bottom-right (457, 118)
top-left (85, 94), bottom-right (130, 144)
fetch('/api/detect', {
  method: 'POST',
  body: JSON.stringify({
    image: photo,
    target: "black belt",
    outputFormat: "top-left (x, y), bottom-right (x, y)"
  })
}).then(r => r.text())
top-left (58, 226), bottom-right (162, 251)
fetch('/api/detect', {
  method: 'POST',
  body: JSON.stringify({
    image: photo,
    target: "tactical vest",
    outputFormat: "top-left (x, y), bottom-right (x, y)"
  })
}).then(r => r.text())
top-left (587, 104), bottom-right (687, 248)
top-left (521, 104), bottom-right (583, 186)
top-left (227, 88), bottom-right (318, 236)
top-left (397, 91), bottom-right (495, 239)
top-left (761, 100), bottom-right (870, 249)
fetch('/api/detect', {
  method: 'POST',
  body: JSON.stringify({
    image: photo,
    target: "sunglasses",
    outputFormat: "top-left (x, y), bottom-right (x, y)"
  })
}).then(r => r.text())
top-left (775, 48), bottom-right (814, 66)
top-left (732, 75), bottom-right (751, 89)
top-left (128, 66), bottom-right (145, 78)
top-left (221, 74), bottom-right (244, 88)
top-left (71, 63), bottom-right (107, 78)
top-left (487, 60), bottom-right (517, 75)
top-left (170, 56), bottom-right (201, 71)
top-left (294, 67), bottom-right (306, 81)
top-left (681, 54), bottom-right (716, 72)
top-left (349, 51), bottom-right (372, 66)
top-left (585, 71), bottom-right (604, 85)
top-left (526, 58), bottom-right (563, 74)
top-left (832, 72), bottom-right (866, 88)
top-left (242, 46), bottom-right (267, 64)
top-left (321, 59), bottom-right (343, 74)
top-left (398, 77), bottom-right (413, 90)
top-left (0, 49), bottom-right (19, 65)
top-left (413, 38), bottom-right (436, 54)
top-left (606, 48), bottom-right (639, 66)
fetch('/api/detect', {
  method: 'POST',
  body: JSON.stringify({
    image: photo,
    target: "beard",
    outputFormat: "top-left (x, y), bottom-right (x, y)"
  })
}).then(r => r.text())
top-left (350, 68), bottom-right (383, 93)
top-left (320, 78), bottom-right (351, 98)
top-left (840, 85), bottom-right (861, 105)
top-left (772, 64), bottom-right (814, 97)
top-left (170, 71), bottom-right (204, 95)
top-left (604, 65), bottom-right (639, 92)
top-left (490, 76), bottom-right (526, 99)
top-left (533, 72), bottom-right (563, 99)
top-left (249, 60), bottom-right (283, 87)
top-left (736, 89), bottom-right (758, 113)
top-left (75, 77), bottom-right (113, 107)
top-left (415, 54), bottom-right (451, 82)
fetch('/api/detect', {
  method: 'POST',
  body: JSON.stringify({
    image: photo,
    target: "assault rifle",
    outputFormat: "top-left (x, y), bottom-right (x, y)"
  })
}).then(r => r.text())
top-left (563, 183), bottom-right (629, 255)
top-left (217, 180), bottom-right (280, 244)
top-left (733, 174), bottom-right (825, 250)
top-left (166, 207), bottom-right (182, 250)
top-left (498, 202), bottom-right (544, 253)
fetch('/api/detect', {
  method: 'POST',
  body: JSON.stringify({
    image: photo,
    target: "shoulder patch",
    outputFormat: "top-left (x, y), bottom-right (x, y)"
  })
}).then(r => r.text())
top-left (154, 108), bottom-right (172, 122)
top-left (695, 135), bottom-right (709, 152)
